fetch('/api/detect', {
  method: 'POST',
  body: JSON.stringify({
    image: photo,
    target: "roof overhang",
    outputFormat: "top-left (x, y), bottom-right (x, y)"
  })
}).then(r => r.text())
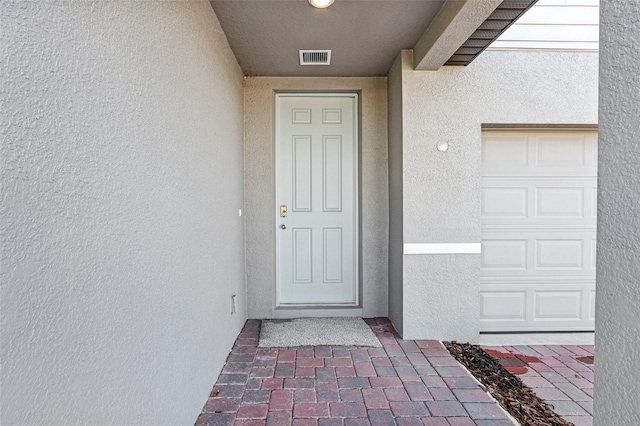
top-left (444, 0), bottom-right (539, 66)
top-left (210, 0), bottom-right (538, 76)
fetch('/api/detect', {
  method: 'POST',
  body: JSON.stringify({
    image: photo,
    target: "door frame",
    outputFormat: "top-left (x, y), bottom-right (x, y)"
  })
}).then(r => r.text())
top-left (274, 92), bottom-right (360, 309)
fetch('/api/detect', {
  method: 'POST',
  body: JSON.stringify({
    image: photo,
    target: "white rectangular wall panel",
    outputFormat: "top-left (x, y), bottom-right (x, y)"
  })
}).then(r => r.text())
top-left (481, 130), bottom-right (597, 331)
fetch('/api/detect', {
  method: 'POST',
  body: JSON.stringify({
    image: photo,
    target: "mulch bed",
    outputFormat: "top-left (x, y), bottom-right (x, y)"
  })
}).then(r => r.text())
top-left (443, 341), bottom-right (573, 426)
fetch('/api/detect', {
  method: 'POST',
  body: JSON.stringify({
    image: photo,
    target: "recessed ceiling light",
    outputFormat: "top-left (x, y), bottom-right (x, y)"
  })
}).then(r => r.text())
top-left (308, 0), bottom-right (334, 9)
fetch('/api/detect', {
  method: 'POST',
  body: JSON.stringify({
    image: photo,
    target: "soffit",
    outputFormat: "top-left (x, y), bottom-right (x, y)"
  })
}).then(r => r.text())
top-left (210, 0), bottom-right (445, 77)
top-left (444, 0), bottom-right (538, 66)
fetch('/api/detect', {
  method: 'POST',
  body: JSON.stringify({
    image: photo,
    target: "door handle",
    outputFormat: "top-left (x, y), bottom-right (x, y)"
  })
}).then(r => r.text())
top-left (281, 224), bottom-right (287, 230)
top-left (280, 205), bottom-right (287, 217)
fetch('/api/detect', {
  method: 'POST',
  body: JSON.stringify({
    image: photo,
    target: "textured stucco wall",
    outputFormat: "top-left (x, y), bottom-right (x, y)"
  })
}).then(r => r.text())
top-left (387, 54), bottom-right (404, 335)
top-left (244, 77), bottom-right (388, 319)
top-left (1, 2), bottom-right (245, 424)
top-left (399, 49), bottom-right (598, 340)
top-left (594, 2), bottom-right (640, 424)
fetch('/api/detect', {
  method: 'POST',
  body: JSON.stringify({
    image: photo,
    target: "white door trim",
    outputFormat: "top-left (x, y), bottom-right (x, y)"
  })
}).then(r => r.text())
top-left (274, 92), bottom-right (360, 309)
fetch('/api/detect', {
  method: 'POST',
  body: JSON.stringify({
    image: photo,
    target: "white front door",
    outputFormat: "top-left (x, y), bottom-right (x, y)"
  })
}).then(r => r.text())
top-left (276, 94), bottom-right (358, 306)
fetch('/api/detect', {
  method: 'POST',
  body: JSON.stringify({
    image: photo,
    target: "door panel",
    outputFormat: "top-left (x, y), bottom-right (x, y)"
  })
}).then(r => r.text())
top-left (277, 95), bottom-right (357, 306)
top-left (323, 136), bottom-right (343, 212)
top-left (292, 136), bottom-right (312, 212)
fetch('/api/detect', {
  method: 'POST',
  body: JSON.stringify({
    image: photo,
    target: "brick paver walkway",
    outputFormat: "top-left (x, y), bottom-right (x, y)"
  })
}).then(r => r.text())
top-left (482, 344), bottom-right (595, 426)
top-left (196, 318), bottom-right (515, 426)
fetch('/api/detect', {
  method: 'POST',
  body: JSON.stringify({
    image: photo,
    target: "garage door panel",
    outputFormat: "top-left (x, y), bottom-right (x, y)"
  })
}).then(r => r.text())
top-left (590, 135), bottom-right (598, 165)
top-left (535, 239), bottom-right (584, 270)
top-left (481, 131), bottom-right (597, 177)
top-left (534, 291), bottom-right (582, 320)
top-left (482, 179), bottom-right (596, 226)
top-left (480, 283), bottom-right (595, 331)
top-left (481, 276), bottom-right (594, 285)
top-left (480, 291), bottom-right (527, 321)
top-left (481, 240), bottom-right (528, 270)
top-left (536, 187), bottom-right (584, 218)
top-left (533, 180), bottom-right (595, 220)
top-left (589, 290), bottom-right (596, 320)
top-left (535, 136), bottom-right (586, 167)
top-left (482, 134), bottom-right (528, 166)
top-left (481, 130), bottom-right (597, 332)
top-left (481, 187), bottom-right (528, 217)
top-left (482, 232), bottom-right (594, 277)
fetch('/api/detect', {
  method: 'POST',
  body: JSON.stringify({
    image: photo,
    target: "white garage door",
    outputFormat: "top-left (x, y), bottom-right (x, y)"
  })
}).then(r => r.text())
top-left (480, 130), bottom-right (597, 332)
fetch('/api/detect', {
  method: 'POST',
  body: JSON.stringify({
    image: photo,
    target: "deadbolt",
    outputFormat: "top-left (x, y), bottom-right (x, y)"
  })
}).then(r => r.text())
top-left (280, 224), bottom-right (287, 230)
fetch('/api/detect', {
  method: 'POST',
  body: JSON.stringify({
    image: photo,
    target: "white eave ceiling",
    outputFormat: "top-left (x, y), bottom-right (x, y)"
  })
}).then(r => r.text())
top-left (209, 0), bottom-right (537, 77)
top-left (209, 0), bottom-right (446, 77)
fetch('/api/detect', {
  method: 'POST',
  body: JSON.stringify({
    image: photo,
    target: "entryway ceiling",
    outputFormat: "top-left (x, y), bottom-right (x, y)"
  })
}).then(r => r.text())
top-left (209, 0), bottom-right (445, 77)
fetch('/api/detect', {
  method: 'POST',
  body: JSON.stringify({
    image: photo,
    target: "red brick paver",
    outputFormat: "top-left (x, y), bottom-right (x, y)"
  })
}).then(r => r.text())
top-left (196, 319), bottom-right (515, 426)
top-left (483, 344), bottom-right (594, 426)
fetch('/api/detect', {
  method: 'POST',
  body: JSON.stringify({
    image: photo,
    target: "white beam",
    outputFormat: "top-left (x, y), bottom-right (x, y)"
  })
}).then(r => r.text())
top-left (413, 0), bottom-right (502, 71)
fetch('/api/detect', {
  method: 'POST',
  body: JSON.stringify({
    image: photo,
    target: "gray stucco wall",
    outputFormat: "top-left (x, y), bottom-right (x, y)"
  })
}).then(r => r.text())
top-left (1, 2), bottom-right (245, 424)
top-left (244, 77), bottom-right (388, 319)
top-left (387, 54), bottom-right (404, 335)
top-left (594, 2), bottom-right (640, 424)
top-left (397, 49), bottom-right (598, 340)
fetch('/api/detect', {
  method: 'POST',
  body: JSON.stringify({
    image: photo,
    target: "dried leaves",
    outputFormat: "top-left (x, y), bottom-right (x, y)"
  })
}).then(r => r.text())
top-left (443, 341), bottom-right (573, 426)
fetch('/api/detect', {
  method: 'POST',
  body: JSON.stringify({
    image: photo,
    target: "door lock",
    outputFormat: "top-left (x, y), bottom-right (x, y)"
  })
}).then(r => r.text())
top-left (281, 224), bottom-right (287, 230)
top-left (280, 205), bottom-right (287, 217)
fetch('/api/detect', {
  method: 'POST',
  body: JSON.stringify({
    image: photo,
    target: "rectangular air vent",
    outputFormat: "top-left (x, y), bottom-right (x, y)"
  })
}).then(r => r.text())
top-left (299, 50), bottom-right (331, 65)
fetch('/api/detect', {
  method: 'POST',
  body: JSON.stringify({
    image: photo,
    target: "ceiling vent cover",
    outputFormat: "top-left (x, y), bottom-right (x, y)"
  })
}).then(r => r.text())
top-left (299, 50), bottom-right (331, 65)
